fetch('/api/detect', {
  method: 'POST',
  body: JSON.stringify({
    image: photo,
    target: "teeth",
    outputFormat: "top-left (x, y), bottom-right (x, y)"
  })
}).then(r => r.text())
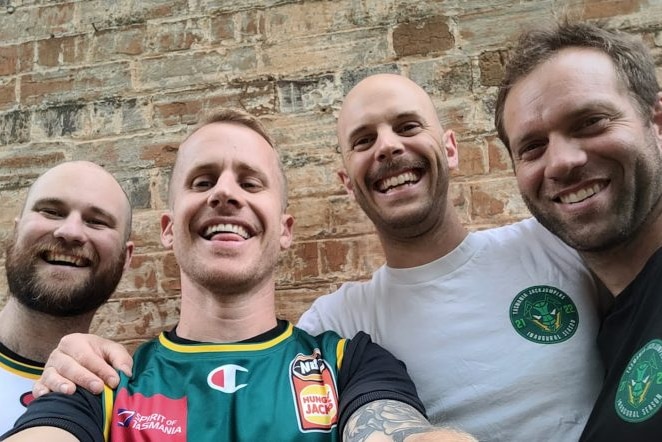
top-left (559, 183), bottom-right (604, 204)
top-left (378, 171), bottom-right (419, 192)
top-left (44, 252), bottom-right (87, 267)
top-left (204, 223), bottom-right (250, 240)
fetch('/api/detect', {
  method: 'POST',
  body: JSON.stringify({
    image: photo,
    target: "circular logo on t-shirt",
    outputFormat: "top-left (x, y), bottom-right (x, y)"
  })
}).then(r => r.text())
top-left (615, 339), bottom-right (662, 423)
top-left (509, 285), bottom-right (578, 344)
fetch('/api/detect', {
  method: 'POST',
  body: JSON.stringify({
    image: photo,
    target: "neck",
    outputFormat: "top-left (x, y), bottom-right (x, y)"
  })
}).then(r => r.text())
top-left (176, 273), bottom-right (278, 343)
top-left (581, 214), bottom-right (662, 296)
top-left (380, 205), bottom-right (468, 268)
top-left (0, 298), bottom-right (95, 362)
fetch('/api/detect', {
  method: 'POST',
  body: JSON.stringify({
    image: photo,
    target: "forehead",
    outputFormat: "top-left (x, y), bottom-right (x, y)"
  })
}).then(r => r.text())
top-left (25, 164), bottom-right (127, 217)
top-left (503, 48), bottom-right (627, 133)
top-left (173, 122), bottom-right (280, 182)
top-left (338, 77), bottom-right (437, 138)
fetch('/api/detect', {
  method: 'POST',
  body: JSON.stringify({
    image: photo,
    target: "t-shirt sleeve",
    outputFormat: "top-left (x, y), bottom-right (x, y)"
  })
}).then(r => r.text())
top-left (336, 331), bottom-right (426, 434)
top-left (0, 389), bottom-right (104, 442)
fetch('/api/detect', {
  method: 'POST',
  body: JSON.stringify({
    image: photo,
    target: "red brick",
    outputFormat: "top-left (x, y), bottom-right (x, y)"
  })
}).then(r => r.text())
top-left (37, 35), bottom-right (87, 67)
top-left (0, 43), bottom-right (33, 75)
top-left (0, 80), bottom-right (16, 110)
top-left (393, 16), bottom-right (454, 57)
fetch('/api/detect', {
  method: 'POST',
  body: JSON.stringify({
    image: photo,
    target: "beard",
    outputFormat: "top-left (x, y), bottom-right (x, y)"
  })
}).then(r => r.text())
top-left (524, 132), bottom-right (662, 253)
top-left (4, 236), bottom-right (126, 317)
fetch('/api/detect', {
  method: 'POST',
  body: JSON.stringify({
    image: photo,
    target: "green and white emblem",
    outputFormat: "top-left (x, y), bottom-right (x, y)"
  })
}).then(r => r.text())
top-left (509, 285), bottom-right (578, 344)
top-left (615, 339), bottom-right (662, 423)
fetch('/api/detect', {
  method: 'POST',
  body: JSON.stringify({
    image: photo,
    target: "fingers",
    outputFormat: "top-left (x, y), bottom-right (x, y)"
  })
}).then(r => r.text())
top-left (32, 333), bottom-right (133, 398)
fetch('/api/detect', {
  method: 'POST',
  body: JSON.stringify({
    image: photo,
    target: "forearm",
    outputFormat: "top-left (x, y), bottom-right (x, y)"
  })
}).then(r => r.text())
top-left (342, 399), bottom-right (476, 442)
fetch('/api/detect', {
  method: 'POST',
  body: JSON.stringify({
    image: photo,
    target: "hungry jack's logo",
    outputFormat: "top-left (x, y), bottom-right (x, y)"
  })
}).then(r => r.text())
top-left (289, 349), bottom-right (339, 433)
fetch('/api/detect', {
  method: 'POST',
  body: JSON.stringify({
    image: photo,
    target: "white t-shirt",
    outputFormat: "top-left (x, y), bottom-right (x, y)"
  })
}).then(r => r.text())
top-left (298, 218), bottom-right (604, 441)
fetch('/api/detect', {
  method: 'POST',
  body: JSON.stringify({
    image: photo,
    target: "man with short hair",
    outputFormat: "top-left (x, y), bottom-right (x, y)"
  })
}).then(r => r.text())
top-left (36, 76), bottom-right (605, 441)
top-left (0, 161), bottom-right (134, 432)
top-left (2, 109), bottom-right (473, 442)
top-left (496, 22), bottom-right (662, 440)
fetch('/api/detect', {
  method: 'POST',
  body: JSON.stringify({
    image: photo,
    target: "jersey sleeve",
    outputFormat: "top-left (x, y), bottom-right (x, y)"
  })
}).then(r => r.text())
top-left (0, 389), bottom-right (104, 442)
top-left (336, 331), bottom-right (426, 434)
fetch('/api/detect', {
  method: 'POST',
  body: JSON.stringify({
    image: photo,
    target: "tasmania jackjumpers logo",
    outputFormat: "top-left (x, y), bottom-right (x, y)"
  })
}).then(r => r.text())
top-left (509, 285), bottom-right (578, 344)
top-left (615, 339), bottom-right (662, 423)
top-left (289, 349), bottom-right (339, 432)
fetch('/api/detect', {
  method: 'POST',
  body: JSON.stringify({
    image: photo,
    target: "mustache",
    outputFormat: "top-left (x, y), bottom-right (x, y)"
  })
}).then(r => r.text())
top-left (367, 158), bottom-right (428, 183)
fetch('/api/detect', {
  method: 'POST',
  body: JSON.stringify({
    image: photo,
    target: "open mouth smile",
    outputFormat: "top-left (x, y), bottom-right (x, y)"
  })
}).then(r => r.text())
top-left (555, 182), bottom-right (607, 204)
top-left (375, 170), bottom-right (422, 193)
top-left (203, 223), bottom-right (251, 240)
top-left (41, 251), bottom-right (91, 267)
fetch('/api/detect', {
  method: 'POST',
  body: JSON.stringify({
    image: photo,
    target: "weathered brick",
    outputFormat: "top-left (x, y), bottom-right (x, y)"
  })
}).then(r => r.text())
top-left (36, 35), bottom-right (87, 68)
top-left (393, 16), bottom-right (454, 57)
top-left (20, 62), bottom-right (132, 106)
top-left (0, 110), bottom-right (31, 145)
top-left (409, 56), bottom-right (473, 98)
top-left (136, 48), bottom-right (258, 91)
top-left (456, 138), bottom-right (488, 177)
top-left (262, 28), bottom-right (389, 75)
top-left (277, 75), bottom-right (342, 114)
top-left (479, 50), bottom-right (507, 87)
top-left (0, 2), bottom-right (75, 43)
top-left (487, 135), bottom-right (513, 173)
top-left (582, 0), bottom-right (645, 19)
top-left (210, 10), bottom-right (264, 43)
top-left (469, 178), bottom-right (527, 225)
top-left (90, 97), bottom-right (151, 137)
top-left (0, 42), bottom-right (33, 75)
top-left (32, 102), bottom-right (87, 138)
top-left (0, 79), bottom-right (16, 110)
top-left (148, 17), bottom-right (207, 52)
top-left (90, 24), bottom-right (146, 60)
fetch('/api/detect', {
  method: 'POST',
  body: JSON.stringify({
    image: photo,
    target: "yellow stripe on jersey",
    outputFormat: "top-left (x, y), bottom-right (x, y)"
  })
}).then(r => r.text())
top-left (159, 322), bottom-right (295, 353)
top-left (336, 338), bottom-right (346, 370)
top-left (0, 360), bottom-right (41, 380)
top-left (102, 384), bottom-right (114, 441)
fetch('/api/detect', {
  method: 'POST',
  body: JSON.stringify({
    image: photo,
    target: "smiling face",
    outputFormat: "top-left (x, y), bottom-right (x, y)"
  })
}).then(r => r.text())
top-left (5, 161), bottom-right (133, 316)
top-left (337, 74), bottom-right (458, 240)
top-left (502, 48), bottom-right (662, 252)
top-left (162, 121), bottom-right (293, 295)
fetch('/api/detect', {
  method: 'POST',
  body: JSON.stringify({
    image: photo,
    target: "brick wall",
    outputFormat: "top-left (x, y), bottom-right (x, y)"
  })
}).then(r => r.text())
top-left (0, 0), bottom-right (660, 348)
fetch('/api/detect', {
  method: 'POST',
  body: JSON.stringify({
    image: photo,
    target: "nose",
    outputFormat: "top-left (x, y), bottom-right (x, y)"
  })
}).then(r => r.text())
top-left (374, 129), bottom-right (405, 162)
top-left (544, 136), bottom-right (588, 180)
top-left (53, 214), bottom-right (88, 244)
top-left (207, 174), bottom-right (242, 209)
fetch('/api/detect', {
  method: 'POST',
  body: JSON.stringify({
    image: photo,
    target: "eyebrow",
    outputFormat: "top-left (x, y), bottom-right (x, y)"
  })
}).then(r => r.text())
top-left (32, 198), bottom-right (118, 227)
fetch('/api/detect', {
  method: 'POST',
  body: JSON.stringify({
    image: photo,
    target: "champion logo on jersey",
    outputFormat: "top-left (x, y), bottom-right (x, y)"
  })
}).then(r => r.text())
top-left (509, 285), bottom-right (579, 344)
top-left (290, 349), bottom-right (339, 433)
top-left (20, 391), bottom-right (35, 408)
top-left (207, 364), bottom-right (248, 393)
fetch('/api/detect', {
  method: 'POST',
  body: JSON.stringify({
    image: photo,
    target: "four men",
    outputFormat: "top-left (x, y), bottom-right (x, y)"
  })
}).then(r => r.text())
top-left (2, 19), bottom-right (659, 441)
top-left (0, 161), bottom-right (134, 432)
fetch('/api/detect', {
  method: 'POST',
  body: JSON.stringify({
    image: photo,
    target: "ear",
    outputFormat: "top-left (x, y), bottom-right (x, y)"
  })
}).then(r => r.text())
top-left (122, 241), bottom-right (135, 271)
top-left (279, 213), bottom-right (295, 250)
top-left (337, 168), bottom-right (355, 199)
top-left (652, 92), bottom-right (662, 147)
top-left (160, 211), bottom-right (175, 249)
top-left (443, 129), bottom-right (459, 170)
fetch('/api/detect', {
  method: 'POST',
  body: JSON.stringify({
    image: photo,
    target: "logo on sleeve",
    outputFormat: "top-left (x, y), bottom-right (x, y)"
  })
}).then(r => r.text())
top-left (509, 285), bottom-right (578, 344)
top-left (112, 390), bottom-right (187, 441)
top-left (615, 339), bottom-right (662, 423)
top-left (289, 349), bottom-right (339, 433)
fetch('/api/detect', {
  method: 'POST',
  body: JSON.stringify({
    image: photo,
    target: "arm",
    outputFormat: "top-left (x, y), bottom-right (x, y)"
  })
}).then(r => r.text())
top-left (337, 333), bottom-right (476, 442)
top-left (343, 399), bottom-right (476, 442)
top-left (2, 427), bottom-right (79, 442)
top-left (33, 333), bottom-right (133, 397)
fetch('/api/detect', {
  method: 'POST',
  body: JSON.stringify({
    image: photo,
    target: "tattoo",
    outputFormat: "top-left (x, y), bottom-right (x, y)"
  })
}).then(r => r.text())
top-left (343, 399), bottom-right (435, 442)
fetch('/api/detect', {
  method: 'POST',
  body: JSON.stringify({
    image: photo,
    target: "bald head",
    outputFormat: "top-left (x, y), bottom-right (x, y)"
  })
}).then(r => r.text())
top-left (23, 161), bottom-right (132, 241)
top-left (337, 74), bottom-right (444, 155)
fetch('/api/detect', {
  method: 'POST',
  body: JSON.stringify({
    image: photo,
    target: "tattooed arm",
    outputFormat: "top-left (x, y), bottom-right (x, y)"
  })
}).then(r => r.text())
top-left (343, 399), bottom-right (476, 442)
